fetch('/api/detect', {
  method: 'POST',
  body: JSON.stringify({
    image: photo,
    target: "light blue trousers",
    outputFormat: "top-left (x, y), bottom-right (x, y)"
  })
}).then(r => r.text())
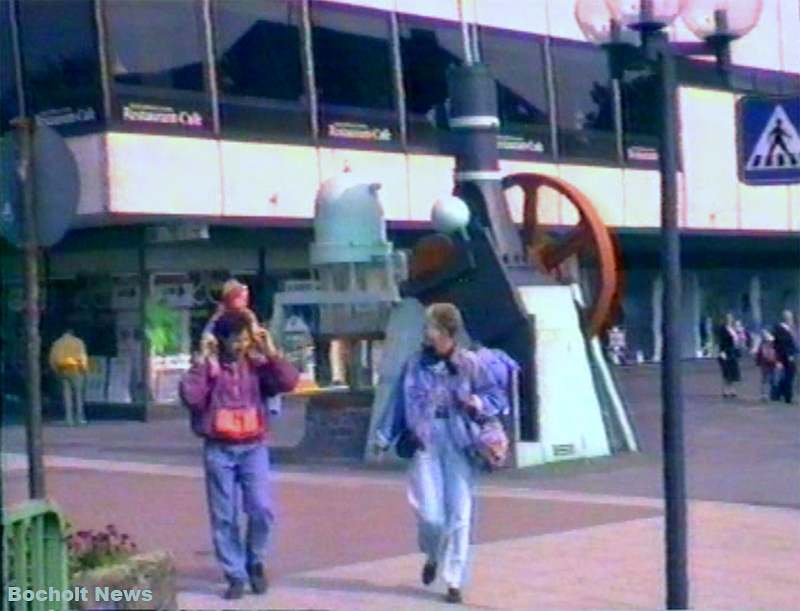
top-left (407, 419), bottom-right (476, 588)
top-left (204, 440), bottom-right (275, 583)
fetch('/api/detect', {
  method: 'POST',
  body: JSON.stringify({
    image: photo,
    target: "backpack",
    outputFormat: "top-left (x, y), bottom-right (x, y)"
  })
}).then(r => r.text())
top-left (472, 346), bottom-right (520, 420)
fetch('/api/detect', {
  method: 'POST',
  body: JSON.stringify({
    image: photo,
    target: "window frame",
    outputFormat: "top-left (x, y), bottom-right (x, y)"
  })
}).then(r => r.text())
top-left (549, 37), bottom-right (622, 166)
top-left (15, 0), bottom-right (104, 136)
top-left (396, 12), bottom-right (466, 154)
top-left (477, 25), bottom-right (553, 162)
top-left (211, 0), bottom-right (312, 144)
top-left (308, 1), bottom-right (401, 151)
top-left (618, 66), bottom-right (660, 169)
top-left (100, 0), bottom-right (215, 136)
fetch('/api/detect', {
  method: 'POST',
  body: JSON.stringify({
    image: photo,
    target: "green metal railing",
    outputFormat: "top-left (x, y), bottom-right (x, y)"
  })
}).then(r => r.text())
top-left (2, 501), bottom-right (69, 611)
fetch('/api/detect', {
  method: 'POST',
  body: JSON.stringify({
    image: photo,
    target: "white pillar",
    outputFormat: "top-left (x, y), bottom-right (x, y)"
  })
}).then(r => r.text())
top-left (750, 275), bottom-right (763, 330)
top-left (682, 272), bottom-right (701, 358)
top-left (652, 276), bottom-right (663, 362)
top-left (696, 276), bottom-right (705, 357)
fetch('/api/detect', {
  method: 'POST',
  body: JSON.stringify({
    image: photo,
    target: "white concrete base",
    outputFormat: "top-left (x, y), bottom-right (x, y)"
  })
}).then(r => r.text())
top-left (513, 441), bottom-right (546, 467)
top-left (517, 285), bottom-right (611, 466)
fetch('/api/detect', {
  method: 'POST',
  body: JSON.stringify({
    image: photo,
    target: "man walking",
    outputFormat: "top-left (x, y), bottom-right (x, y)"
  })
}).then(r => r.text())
top-left (48, 329), bottom-right (89, 426)
top-left (180, 311), bottom-right (298, 600)
top-left (772, 310), bottom-right (798, 403)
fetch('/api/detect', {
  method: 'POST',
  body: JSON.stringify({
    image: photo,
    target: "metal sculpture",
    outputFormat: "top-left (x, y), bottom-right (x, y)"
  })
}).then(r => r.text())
top-left (502, 172), bottom-right (621, 338)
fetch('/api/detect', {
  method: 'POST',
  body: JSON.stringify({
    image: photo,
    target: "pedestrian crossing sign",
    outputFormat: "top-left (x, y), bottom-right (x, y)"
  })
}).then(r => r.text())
top-left (738, 95), bottom-right (800, 185)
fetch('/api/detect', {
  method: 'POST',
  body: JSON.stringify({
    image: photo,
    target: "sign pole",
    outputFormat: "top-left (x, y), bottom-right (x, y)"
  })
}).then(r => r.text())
top-left (13, 116), bottom-right (46, 499)
top-left (653, 35), bottom-right (689, 609)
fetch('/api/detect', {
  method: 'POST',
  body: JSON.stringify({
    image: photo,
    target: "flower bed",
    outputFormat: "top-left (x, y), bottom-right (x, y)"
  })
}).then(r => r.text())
top-left (67, 525), bottom-right (176, 610)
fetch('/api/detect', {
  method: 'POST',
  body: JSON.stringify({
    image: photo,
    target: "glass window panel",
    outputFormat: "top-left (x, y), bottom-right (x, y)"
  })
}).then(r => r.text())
top-left (1, 0), bottom-right (18, 135)
top-left (620, 67), bottom-right (660, 165)
top-left (105, 0), bottom-right (211, 132)
top-left (17, 0), bottom-right (102, 131)
top-left (399, 15), bottom-right (464, 149)
top-left (480, 28), bottom-right (551, 159)
top-left (551, 42), bottom-right (618, 163)
top-left (214, 0), bottom-right (309, 140)
top-left (310, 3), bottom-right (398, 145)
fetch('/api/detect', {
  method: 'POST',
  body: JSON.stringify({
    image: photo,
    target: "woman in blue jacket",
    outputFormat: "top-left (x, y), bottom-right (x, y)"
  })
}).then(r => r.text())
top-left (378, 303), bottom-right (503, 604)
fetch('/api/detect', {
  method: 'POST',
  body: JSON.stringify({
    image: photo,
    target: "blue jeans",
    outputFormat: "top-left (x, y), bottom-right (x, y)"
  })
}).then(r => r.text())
top-left (407, 419), bottom-right (476, 588)
top-left (204, 440), bottom-right (274, 583)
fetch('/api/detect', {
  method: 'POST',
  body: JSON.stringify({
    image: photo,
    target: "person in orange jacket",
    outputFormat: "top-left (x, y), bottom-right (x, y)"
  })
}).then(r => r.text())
top-left (49, 329), bottom-right (89, 426)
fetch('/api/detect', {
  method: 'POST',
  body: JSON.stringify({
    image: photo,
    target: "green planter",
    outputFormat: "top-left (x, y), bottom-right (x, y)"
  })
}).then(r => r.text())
top-left (71, 551), bottom-right (176, 610)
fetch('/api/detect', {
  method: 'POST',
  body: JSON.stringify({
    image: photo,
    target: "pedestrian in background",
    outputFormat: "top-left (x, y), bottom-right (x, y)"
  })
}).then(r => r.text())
top-left (734, 319), bottom-right (751, 353)
top-left (48, 329), bottom-right (89, 426)
top-left (755, 330), bottom-right (778, 402)
top-left (180, 311), bottom-right (298, 600)
top-left (772, 310), bottom-right (798, 404)
top-left (384, 303), bottom-right (504, 605)
top-left (717, 313), bottom-right (741, 399)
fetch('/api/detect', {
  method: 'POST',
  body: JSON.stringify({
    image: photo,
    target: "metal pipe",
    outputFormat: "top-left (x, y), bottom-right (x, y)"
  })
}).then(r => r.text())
top-left (202, 0), bottom-right (221, 135)
top-left (458, 0), bottom-right (474, 65)
top-left (300, 0), bottom-right (319, 139)
top-left (543, 37), bottom-right (560, 161)
top-left (9, 0), bottom-right (27, 116)
top-left (389, 11), bottom-right (408, 147)
top-left (93, 0), bottom-right (113, 122)
top-left (138, 235), bottom-right (151, 415)
top-left (470, 22), bottom-right (481, 64)
top-left (14, 117), bottom-right (46, 499)
top-left (612, 78), bottom-right (625, 164)
top-left (655, 34), bottom-right (689, 610)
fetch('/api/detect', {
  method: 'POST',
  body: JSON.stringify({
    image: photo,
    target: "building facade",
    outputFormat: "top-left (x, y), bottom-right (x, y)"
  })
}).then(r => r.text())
top-left (1, 0), bottom-right (799, 408)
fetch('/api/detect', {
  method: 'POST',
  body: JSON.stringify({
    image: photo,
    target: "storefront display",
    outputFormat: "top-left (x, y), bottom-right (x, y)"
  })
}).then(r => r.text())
top-left (84, 356), bottom-right (108, 404)
top-left (107, 355), bottom-right (134, 404)
top-left (282, 314), bottom-right (317, 391)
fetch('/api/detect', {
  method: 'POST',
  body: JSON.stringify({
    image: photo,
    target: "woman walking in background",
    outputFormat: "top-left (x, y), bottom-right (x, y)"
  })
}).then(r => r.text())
top-left (772, 310), bottom-right (798, 404)
top-left (717, 313), bottom-right (742, 399)
top-left (755, 330), bottom-right (779, 401)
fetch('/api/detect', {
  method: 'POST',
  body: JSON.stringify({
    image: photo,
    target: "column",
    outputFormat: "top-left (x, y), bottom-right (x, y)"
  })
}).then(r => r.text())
top-left (652, 275), bottom-right (663, 362)
top-left (681, 272), bottom-right (701, 358)
top-left (749, 275), bottom-right (763, 330)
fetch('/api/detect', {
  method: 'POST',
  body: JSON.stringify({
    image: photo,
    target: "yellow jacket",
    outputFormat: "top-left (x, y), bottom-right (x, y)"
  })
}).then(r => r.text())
top-left (49, 333), bottom-right (89, 375)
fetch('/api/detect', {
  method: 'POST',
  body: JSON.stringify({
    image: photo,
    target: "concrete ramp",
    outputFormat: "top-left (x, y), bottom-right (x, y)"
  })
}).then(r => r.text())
top-left (363, 298), bottom-right (426, 463)
top-left (515, 285), bottom-right (611, 465)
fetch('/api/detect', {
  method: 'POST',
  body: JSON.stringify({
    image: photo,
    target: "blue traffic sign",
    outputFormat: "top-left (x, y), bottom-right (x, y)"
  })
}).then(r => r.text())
top-left (738, 95), bottom-right (800, 185)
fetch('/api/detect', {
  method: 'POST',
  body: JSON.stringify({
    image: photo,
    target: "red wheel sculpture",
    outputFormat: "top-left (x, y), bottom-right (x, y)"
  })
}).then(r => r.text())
top-left (502, 173), bottom-right (621, 338)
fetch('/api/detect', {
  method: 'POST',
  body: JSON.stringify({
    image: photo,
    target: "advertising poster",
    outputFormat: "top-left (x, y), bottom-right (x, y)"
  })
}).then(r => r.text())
top-left (84, 357), bottom-right (108, 404)
top-left (107, 356), bottom-right (133, 404)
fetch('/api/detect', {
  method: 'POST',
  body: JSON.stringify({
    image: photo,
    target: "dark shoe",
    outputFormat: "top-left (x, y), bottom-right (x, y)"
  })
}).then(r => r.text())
top-left (421, 560), bottom-right (437, 586)
top-left (223, 580), bottom-right (245, 600)
top-left (445, 587), bottom-right (463, 604)
top-left (248, 563), bottom-right (268, 594)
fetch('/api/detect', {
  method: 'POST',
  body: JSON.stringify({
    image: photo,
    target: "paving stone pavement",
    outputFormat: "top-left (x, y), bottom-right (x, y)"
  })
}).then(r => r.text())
top-left (3, 362), bottom-right (799, 609)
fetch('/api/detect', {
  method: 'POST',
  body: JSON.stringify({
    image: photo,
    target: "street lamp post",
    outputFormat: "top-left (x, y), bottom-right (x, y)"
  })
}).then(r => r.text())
top-left (575, 1), bottom-right (763, 608)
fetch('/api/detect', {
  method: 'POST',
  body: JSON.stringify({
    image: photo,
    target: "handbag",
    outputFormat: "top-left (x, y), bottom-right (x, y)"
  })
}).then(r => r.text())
top-left (395, 428), bottom-right (421, 459)
top-left (212, 407), bottom-right (264, 442)
top-left (465, 415), bottom-right (510, 470)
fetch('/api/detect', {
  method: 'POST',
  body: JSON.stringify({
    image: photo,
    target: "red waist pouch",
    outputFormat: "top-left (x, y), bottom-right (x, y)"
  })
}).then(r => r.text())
top-left (212, 407), bottom-right (264, 441)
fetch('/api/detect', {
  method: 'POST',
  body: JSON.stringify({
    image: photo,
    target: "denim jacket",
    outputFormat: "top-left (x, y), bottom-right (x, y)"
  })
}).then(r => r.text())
top-left (379, 347), bottom-right (504, 452)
